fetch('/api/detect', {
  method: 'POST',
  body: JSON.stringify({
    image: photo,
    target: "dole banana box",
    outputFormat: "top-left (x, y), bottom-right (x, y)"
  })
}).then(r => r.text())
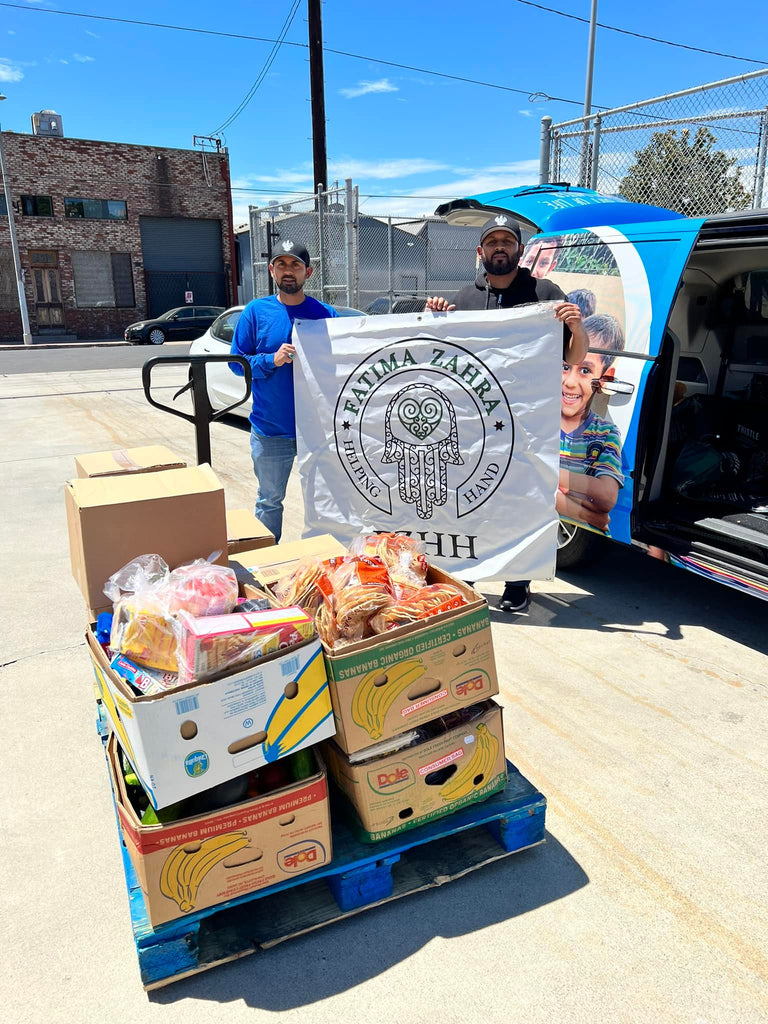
top-left (106, 734), bottom-right (332, 929)
top-left (324, 700), bottom-right (507, 843)
top-left (233, 536), bottom-right (499, 755)
top-left (88, 627), bottom-right (335, 809)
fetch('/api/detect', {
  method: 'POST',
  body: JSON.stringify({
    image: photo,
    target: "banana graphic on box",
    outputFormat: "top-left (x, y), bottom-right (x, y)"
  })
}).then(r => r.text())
top-left (159, 831), bottom-right (250, 913)
top-left (351, 660), bottom-right (427, 740)
top-left (439, 723), bottom-right (499, 803)
top-left (262, 651), bottom-right (333, 762)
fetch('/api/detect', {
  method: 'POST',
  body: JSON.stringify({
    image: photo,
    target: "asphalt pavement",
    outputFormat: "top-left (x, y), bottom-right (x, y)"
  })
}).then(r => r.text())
top-left (1, 361), bottom-right (767, 1024)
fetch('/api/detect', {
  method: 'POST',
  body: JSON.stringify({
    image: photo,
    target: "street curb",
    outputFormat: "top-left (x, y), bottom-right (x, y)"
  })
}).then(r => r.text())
top-left (0, 341), bottom-right (129, 351)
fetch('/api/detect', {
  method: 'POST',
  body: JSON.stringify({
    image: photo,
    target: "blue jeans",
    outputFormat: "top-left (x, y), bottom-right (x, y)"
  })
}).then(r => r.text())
top-left (249, 430), bottom-right (297, 543)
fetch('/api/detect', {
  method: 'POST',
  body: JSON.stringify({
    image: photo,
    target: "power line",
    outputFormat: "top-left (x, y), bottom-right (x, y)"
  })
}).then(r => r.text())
top-left (511, 0), bottom-right (768, 66)
top-left (211, 0), bottom-right (302, 135)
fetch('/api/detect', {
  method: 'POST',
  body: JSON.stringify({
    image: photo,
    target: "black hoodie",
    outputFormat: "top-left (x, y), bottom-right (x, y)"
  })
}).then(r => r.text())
top-left (452, 265), bottom-right (565, 310)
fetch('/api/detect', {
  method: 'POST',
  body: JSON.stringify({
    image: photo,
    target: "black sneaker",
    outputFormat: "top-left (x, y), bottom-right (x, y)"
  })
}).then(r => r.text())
top-left (497, 582), bottom-right (531, 614)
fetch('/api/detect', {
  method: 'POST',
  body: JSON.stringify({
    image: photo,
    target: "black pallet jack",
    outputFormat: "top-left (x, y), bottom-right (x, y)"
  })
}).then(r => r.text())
top-left (141, 354), bottom-right (252, 465)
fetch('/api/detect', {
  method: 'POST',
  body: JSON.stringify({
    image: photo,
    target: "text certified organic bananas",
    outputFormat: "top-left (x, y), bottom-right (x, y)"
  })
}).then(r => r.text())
top-left (351, 660), bottom-right (427, 740)
top-left (439, 723), bottom-right (498, 802)
top-left (159, 831), bottom-right (250, 912)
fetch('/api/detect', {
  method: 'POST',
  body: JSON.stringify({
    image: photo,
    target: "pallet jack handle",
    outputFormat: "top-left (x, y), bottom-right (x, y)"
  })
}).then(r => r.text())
top-left (141, 354), bottom-right (252, 466)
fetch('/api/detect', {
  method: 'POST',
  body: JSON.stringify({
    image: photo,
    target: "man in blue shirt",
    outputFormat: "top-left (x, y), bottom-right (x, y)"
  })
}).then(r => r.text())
top-left (230, 239), bottom-right (337, 542)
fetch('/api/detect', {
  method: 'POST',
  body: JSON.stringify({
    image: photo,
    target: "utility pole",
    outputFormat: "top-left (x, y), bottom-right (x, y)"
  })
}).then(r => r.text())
top-left (307, 0), bottom-right (328, 195)
top-left (579, 0), bottom-right (598, 188)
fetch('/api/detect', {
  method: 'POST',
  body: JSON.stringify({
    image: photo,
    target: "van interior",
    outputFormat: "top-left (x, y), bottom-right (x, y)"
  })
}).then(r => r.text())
top-left (642, 214), bottom-right (768, 576)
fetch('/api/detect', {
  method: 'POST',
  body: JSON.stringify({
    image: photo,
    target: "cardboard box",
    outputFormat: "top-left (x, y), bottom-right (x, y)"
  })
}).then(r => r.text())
top-left (88, 626), bottom-right (335, 809)
top-left (325, 700), bottom-right (507, 842)
top-left (236, 537), bottom-right (499, 755)
top-left (107, 734), bottom-right (332, 929)
top-left (231, 535), bottom-right (345, 588)
top-left (226, 509), bottom-right (275, 555)
top-left (66, 463), bottom-right (228, 619)
top-left (75, 445), bottom-right (186, 478)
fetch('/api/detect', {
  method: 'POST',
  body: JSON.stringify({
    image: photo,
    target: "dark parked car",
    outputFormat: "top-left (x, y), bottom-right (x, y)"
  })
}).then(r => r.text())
top-left (365, 296), bottom-right (426, 314)
top-left (124, 305), bottom-right (226, 345)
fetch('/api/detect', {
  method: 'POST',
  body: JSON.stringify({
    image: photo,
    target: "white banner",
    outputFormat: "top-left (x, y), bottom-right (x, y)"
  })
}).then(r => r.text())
top-left (292, 306), bottom-right (561, 581)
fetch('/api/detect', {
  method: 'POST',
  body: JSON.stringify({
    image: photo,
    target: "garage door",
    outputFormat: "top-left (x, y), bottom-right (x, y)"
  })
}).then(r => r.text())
top-left (139, 216), bottom-right (226, 315)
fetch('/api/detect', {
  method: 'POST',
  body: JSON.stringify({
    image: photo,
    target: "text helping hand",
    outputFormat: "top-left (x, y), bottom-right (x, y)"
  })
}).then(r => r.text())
top-left (553, 302), bottom-right (583, 328)
top-left (274, 343), bottom-right (297, 367)
top-left (424, 296), bottom-right (456, 312)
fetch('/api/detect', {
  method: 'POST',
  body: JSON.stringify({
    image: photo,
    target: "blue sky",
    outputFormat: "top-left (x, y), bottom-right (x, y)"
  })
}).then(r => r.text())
top-left (1, 0), bottom-right (766, 225)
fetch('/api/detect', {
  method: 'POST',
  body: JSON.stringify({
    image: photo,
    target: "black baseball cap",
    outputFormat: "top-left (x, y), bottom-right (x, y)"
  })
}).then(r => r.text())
top-left (271, 239), bottom-right (311, 266)
top-left (480, 214), bottom-right (522, 244)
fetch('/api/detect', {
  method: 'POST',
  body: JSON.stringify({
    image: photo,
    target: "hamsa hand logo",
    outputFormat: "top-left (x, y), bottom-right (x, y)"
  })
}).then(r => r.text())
top-left (382, 382), bottom-right (464, 519)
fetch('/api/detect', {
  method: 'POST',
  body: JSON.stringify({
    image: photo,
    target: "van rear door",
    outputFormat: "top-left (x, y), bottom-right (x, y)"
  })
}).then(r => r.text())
top-left (438, 186), bottom-right (701, 547)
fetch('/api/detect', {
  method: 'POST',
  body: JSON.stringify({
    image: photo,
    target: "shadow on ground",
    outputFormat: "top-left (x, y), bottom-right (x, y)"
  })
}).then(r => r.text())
top-left (482, 542), bottom-right (768, 655)
top-left (150, 830), bottom-right (586, 1008)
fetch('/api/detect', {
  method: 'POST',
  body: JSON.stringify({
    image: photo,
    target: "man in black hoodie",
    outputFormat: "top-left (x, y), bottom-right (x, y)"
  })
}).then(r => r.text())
top-left (425, 214), bottom-right (588, 613)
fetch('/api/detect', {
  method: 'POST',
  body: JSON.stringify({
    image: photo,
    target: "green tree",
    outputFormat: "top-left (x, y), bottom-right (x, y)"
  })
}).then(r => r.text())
top-left (619, 127), bottom-right (751, 216)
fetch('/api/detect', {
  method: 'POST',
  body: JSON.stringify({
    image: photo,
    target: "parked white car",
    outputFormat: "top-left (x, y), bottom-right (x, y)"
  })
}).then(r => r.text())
top-left (189, 303), bottom-right (366, 419)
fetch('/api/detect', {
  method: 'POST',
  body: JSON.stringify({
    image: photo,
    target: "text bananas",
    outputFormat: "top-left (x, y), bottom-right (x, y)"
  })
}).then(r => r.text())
top-left (439, 723), bottom-right (498, 802)
top-left (351, 660), bottom-right (427, 740)
top-left (159, 831), bottom-right (250, 913)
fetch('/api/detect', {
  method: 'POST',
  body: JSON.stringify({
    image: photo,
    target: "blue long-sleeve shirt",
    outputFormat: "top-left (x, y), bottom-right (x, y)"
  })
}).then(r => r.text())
top-left (230, 294), bottom-right (337, 437)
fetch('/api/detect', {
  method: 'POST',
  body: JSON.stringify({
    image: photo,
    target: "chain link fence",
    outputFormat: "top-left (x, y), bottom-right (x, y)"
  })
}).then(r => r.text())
top-left (542, 69), bottom-right (768, 215)
top-left (246, 183), bottom-right (480, 313)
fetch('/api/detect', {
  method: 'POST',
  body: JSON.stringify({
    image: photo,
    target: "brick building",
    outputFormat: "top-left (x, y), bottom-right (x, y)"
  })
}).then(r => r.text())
top-left (0, 118), bottom-right (236, 341)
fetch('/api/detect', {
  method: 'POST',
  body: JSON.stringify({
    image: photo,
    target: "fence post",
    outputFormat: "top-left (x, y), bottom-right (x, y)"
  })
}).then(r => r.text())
top-left (590, 114), bottom-right (602, 190)
top-left (316, 183), bottom-right (326, 304)
top-left (387, 217), bottom-right (394, 312)
top-left (344, 177), bottom-right (355, 307)
top-left (754, 107), bottom-right (768, 209)
top-left (539, 116), bottom-right (552, 184)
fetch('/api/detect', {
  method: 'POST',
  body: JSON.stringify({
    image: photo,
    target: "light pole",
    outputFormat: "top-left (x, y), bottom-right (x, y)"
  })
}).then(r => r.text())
top-left (579, 0), bottom-right (599, 188)
top-left (0, 94), bottom-right (33, 345)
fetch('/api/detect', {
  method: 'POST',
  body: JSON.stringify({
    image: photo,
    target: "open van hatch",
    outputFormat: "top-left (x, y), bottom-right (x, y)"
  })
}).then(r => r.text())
top-left (642, 212), bottom-right (768, 571)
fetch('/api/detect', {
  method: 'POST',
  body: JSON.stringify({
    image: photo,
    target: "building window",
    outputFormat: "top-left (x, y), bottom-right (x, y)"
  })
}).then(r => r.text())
top-left (0, 195), bottom-right (6, 216)
top-left (65, 198), bottom-right (128, 221)
top-left (21, 195), bottom-right (53, 217)
top-left (29, 250), bottom-right (58, 268)
top-left (71, 251), bottom-right (135, 308)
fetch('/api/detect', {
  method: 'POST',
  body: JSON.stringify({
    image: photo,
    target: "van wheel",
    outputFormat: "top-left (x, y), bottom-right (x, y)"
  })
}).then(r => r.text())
top-left (556, 521), bottom-right (602, 571)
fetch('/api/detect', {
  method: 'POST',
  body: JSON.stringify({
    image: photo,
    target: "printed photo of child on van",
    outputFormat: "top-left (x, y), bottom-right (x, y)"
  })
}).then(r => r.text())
top-left (557, 313), bottom-right (625, 534)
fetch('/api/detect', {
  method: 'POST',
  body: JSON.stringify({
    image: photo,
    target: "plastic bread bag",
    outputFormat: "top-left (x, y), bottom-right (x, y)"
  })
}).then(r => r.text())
top-left (272, 556), bottom-right (328, 614)
top-left (163, 556), bottom-right (238, 616)
top-left (104, 554), bottom-right (177, 671)
top-left (349, 532), bottom-right (428, 599)
top-left (369, 583), bottom-right (468, 634)
top-left (328, 555), bottom-right (394, 644)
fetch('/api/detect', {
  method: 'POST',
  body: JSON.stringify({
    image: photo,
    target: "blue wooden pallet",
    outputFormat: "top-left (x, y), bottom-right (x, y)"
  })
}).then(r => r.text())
top-left (106, 754), bottom-right (546, 990)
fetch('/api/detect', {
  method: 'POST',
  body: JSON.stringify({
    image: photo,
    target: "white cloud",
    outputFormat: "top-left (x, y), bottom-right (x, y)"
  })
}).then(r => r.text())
top-left (85, 30), bottom-right (99, 39)
top-left (73, 53), bottom-right (95, 63)
top-left (329, 157), bottom-right (451, 180)
top-left (339, 78), bottom-right (398, 99)
top-left (59, 60), bottom-right (69, 65)
top-left (0, 59), bottom-right (23, 82)
top-left (7, 30), bottom-right (15, 35)
top-left (518, 109), bottom-right (533, 118)
top-left (357, 159), bottom-right (541, 218)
